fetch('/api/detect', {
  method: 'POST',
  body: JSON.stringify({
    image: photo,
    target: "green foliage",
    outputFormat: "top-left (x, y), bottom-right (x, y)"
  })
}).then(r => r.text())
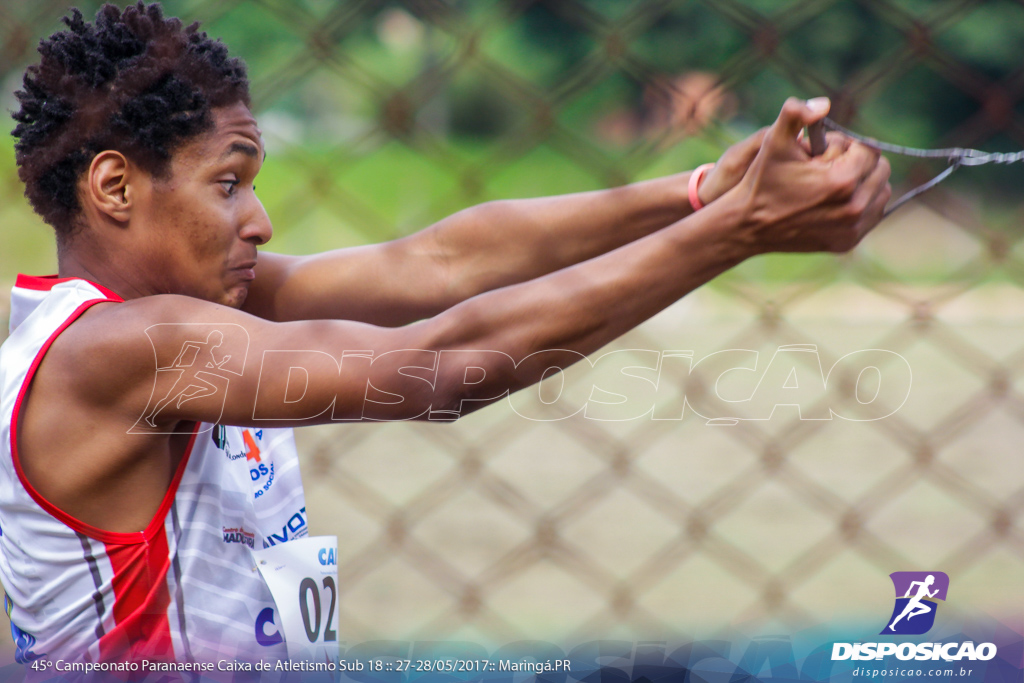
top-left (2, 0), bottom-right (1023, 286)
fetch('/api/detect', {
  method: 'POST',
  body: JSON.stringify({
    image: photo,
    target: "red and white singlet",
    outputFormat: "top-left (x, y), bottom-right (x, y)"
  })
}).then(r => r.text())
top-left (0, 276), bottom-right (314, 669)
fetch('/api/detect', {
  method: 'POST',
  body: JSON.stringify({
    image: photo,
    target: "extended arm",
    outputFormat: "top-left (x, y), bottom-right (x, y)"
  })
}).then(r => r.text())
top-left (24, 100), bottom-right (887, 531)
top-left (68, 100), bottom-right (888, 430)
top-left (903, 582), bottom-right (923, 598)
top-left (243, 130), bottom-right (766, 326)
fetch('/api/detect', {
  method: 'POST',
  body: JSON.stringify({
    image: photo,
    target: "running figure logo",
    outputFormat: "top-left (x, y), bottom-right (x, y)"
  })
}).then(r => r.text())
top-left (144, 330), bottom-right (231, 426)
top-left (881, 571), bottom-right (949, 635)
top-left (130, 323), bottom-right (249, 434)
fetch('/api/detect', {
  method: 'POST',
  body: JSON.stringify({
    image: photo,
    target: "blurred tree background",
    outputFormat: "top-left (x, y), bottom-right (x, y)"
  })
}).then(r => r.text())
top-left (2, 0), bottom-right (1024, 285)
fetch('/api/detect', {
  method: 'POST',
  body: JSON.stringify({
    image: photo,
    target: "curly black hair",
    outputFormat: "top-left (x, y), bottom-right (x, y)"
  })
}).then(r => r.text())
top-left (11, 2), bottom-right (250, 237)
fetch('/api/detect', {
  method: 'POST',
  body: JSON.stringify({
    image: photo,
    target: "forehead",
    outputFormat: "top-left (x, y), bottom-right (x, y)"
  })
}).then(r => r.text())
top-left (174, 101), bottom-right (264, 164)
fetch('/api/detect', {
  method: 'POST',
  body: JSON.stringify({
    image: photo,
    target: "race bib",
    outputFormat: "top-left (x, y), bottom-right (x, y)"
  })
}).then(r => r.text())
top-left (252, 536), bottom-right (339, 662)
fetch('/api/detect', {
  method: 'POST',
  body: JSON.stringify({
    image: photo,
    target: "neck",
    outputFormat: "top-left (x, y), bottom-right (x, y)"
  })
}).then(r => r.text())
top-left (57, 238), bottom-right (148, 301)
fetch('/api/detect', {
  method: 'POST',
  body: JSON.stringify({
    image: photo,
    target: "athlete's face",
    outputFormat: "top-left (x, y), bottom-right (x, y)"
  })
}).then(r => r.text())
top-left (132, 101), bottom-right (271, 308)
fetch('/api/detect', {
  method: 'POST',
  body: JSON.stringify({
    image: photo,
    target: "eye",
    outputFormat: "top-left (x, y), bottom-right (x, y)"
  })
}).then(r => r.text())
top-left (220, 178), bottom-right (240, 195)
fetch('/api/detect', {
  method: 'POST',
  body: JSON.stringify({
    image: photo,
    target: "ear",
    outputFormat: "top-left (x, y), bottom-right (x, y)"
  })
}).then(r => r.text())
top-left (85, 151), bottom-right (134, 222)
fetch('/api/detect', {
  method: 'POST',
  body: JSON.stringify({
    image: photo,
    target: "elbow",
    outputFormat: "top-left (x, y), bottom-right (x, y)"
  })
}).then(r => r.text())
top-left (431, 201), bottom-right (522, 305)
top-left (419, 345), bottom-right (518, 422)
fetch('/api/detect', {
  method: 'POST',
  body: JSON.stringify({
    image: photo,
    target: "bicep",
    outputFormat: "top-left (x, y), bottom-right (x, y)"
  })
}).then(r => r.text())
top-left (243, 237), bottom-right (453, 326)
top-left (58, 295), bottom-right (427, 431)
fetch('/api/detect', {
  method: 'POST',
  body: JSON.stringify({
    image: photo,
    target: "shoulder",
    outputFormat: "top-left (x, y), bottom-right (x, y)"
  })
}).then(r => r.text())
top-left (43, 294), bottom-right (253, 410)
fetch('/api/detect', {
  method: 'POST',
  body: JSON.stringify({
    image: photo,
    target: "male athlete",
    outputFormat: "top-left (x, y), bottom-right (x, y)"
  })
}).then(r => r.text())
top-left (0, 1), bottom-right (890, 670)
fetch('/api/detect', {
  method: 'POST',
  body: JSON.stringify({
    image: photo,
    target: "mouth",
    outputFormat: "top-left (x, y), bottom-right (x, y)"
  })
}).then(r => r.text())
top-left (231, 259), bottom-right (257, 282)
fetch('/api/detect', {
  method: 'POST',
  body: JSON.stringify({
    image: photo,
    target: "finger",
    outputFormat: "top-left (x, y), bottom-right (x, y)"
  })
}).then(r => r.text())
top-left (819, 133), bottom-right (852, 162)
top-left (871, 154), bottom-right (892, 191)
top-left (767, 97), bottom-right (831, 149)
top-left (853, 157), bottom-right (892, 210)
top-left (705, 127), bottom-right (770, 197)
top-left (854, 179), bottom-right (892, 241)
top-left (851, 159), bottom-right (893, 237)
top-left (829, 141), bottom-right (882, 193)
top-left (826, 131), bottom-right (850, 149)
top-left (737, 127), bottom-right (769, 162)
top-left (751, 126), bottom-right (770, 148)
top-left (866, 157), bottom-right (892, 206)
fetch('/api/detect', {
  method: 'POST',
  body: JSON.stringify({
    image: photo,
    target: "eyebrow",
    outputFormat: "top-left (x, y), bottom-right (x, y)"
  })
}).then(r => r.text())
top-left (220, 141), bottom-right (263, 161)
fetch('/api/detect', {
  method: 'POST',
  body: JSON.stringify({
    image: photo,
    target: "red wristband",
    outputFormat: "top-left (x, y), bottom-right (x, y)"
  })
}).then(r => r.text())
top-left (688, 163), bottom-right (715, 211)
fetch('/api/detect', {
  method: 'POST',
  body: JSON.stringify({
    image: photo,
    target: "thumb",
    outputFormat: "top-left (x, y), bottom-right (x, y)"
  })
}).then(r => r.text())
top-left (767, 96), bottom-right (830, 149)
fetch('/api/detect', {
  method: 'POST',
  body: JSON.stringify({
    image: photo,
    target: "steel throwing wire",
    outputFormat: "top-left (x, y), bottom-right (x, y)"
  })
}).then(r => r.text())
top-left (808, 118), bottom-right (1024, 216)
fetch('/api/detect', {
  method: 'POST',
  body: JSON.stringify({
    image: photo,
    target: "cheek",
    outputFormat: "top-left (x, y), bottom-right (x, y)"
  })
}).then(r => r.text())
top-left (176, 210), bottom-right (233, 267)
top-left (184, 222), bottom-right (223, 260)
top-left (146, 184), bottom-right (235, 277)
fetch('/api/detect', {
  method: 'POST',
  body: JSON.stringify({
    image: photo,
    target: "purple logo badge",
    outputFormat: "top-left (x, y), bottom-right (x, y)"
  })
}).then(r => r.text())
top-left (881, 571), bottom-right (949, 635)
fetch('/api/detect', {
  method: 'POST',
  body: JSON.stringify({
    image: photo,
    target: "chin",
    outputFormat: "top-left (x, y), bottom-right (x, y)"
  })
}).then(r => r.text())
top-left (221, 287), bottom-right (249, 309)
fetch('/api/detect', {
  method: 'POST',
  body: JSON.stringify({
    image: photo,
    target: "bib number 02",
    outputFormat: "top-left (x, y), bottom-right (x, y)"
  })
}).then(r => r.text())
top-left (299, 576), bottom-right (337, 643)
top-left (252, 535), bottom-right (339, 660)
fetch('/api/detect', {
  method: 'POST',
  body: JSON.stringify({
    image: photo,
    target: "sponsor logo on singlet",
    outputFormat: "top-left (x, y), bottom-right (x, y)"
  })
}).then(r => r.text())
top-left (212, 427), bottom-right (263, 462)
top-left (255, 607), bottom-right (283, 647)
top-left (263, 507), bottom-right (308, 548)
top-left (252, 462), bottom-right (276, 498)
top-left (212, 425), bottom-right (227, 450)
top-left (10, 621), bottom-right (45, 664)
top-left (223, 526), bottom-right (256, 548)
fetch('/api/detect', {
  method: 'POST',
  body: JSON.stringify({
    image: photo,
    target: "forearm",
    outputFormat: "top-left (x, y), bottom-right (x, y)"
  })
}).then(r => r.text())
top-left (248, 172), bottom-right (697, 325)
top-left (419, 193), bottom-right (749, 413)
top-left (427, 171), bottom-right (695, 306)
top-left (213, 196), bottom-right (748, 426)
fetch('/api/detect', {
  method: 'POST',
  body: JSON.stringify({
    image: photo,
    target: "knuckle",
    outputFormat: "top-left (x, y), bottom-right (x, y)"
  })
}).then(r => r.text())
top-left (782, 97), bottom-right (804, 116)
top-left (832, 175), bottom-right (858, 199)
top-left (851, 142), bottom-right (878, 163)
top-left (848, 194), bottom-right (870, 218)
top-left (825, 131), bottom-right (846, 146)
top-left (878, 156), bottom-right (892, 177)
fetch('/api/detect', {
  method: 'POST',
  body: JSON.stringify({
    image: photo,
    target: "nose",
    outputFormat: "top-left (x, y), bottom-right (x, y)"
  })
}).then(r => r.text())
top-left (241, 196), bottom-right (273, 246)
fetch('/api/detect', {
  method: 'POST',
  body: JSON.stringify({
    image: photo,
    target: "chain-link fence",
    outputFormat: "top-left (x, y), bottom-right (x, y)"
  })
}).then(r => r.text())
top-left (1, 0), bottom-right (1023, 654)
